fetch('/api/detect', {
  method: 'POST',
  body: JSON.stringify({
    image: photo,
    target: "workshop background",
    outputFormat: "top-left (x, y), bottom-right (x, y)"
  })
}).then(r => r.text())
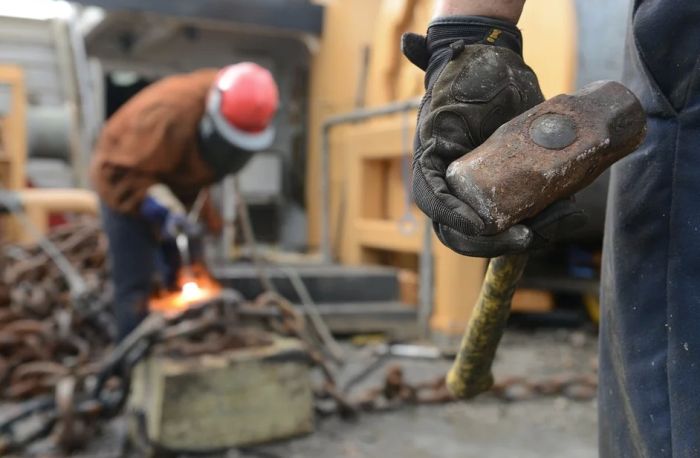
top-left (0, 0), bottom-right (630, 457)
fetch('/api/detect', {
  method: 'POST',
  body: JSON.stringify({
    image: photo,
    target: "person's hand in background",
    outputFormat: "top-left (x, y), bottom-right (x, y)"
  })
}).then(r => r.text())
top-left (139, 184), bottom-right (195, 241)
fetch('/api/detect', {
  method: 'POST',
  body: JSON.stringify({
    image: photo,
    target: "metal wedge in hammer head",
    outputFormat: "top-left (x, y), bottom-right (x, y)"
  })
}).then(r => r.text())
top-left (446, 80), bottom-right (647, 234)
top-left (444, 81), bottom-right (646, 400)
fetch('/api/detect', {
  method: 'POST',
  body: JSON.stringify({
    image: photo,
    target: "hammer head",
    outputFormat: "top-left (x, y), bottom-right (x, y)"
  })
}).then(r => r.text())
top-left (446, 80), bottom-right (646, 234)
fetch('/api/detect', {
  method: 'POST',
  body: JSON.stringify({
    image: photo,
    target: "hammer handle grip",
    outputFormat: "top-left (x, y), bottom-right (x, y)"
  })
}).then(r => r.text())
top-left (446, 253), bottom-right (528, 399)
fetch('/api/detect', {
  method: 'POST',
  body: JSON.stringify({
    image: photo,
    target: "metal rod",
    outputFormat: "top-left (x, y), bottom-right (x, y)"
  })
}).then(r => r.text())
top-left (187, 190), bottom-right (207, 224)
top-left (280, 266), bottom-right (345, 363)
top-left (234, 180), bottom-right (278, 294)
top-left (220, 176), bottom-right (237, 261)
top-left (417, 217), bottom-right (434, 339)
top-left (320, 98), bottom-right (422, 264)
top-left (175, 232), bottom-right (192, 275)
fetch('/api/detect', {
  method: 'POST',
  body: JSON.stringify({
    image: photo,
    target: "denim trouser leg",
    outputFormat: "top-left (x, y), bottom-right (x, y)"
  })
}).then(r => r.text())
top-left (101, 203), bottom-right (157, 340)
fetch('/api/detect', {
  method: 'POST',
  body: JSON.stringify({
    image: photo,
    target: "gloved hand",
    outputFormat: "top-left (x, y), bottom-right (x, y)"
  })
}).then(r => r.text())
top-left (141, 184), bottom-right (196, 240)
top-left (164, 212), bottom-right (191, 240)
top-left (402, 16), bottom-right (585, 257)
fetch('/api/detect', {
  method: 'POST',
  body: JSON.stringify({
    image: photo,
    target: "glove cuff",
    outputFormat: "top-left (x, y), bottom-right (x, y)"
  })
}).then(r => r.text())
top-left (146, 184), bottom-right (186, 215)
top-left (140, 195), bottom-right (170, 227)
top-left (140, 184), bottom-right (185, 228)
top-left (417, 16), bottom-right (523, 89)
top-left (427, 16), bottom-right (522, 55)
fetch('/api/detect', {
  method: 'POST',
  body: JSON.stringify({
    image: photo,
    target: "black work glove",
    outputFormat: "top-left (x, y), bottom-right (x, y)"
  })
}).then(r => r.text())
top-left (403, 16), bottom-right (586, 257)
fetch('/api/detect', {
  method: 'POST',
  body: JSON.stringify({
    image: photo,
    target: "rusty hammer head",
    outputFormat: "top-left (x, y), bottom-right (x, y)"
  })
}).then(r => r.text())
top-left (445, 80), bottom-right (647, 234)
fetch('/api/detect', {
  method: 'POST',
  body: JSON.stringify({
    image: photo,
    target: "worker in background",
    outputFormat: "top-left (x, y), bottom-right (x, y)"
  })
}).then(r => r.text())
top-left (90, 63), bottom-right (279, 340)
top-left (403, 0), bottom-right (699, 456)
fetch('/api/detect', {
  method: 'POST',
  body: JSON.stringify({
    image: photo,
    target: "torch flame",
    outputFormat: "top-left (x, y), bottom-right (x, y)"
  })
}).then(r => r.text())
top-left (181, 281), bottom-right (203, 301)
top-left (149, 264), bottom-right (221, 316)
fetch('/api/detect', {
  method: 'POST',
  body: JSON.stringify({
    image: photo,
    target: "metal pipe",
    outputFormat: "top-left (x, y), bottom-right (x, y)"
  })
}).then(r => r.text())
top-left (220, 176), bottom-right (237, 261)
top-left (279, 266), bottom-right (345, 363)
top-left (417, 217), bottom-right (434, 339)
top-left (319, 98), bottom-right (422, 263)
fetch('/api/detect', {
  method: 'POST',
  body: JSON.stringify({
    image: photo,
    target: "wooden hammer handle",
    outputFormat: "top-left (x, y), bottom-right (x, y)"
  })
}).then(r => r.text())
top-left (446, 253), bottom-right (528, 399)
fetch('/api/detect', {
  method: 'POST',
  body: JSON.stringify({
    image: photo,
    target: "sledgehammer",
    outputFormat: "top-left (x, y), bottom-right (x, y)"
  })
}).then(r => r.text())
top-left (444, 81), bottom-right (646, 399)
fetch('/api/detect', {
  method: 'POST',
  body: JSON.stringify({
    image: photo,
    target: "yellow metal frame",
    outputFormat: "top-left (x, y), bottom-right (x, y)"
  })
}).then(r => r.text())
top-left (0, 65), bottom-right (27, 192)
top-left (0, 65), bottom-right (99, 244)
top-left (306, 0), bottom-right (577, 337)
top-left (334, 113), bottom-right (487, 337)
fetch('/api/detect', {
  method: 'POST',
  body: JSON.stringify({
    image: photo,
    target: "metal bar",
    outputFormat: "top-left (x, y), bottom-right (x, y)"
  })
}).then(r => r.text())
top-left (239, 301), bottom-right (417, 338)
top-left (220, 175), bottom-right (237, 261)
top-left (417, 217), bottom-right (434, 338)
top-left (322, 98), bottom-right (422, 129)
top-left (69, 0), bottom-right (325, 36)
top-left (66, 14), bottom-right (100, 188)
top-left (51, 19), bottom-right (85, 187)
top-left (320, 98), bottom-right (421, 263)
top-left (187, 190), bottom-right (206, 224)
top-left (279, 266), bottom-right (344, 362)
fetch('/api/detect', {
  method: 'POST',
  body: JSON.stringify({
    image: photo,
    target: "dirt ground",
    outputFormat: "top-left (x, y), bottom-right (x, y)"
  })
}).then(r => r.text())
top-left (54, 326), bottom-right (599, 458)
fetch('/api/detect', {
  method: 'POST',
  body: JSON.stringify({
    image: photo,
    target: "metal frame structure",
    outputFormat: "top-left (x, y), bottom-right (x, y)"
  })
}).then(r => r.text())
top-left (319, 98), bottom-right (435, 336)
top-left (319, 98), bottom-right (422, 264)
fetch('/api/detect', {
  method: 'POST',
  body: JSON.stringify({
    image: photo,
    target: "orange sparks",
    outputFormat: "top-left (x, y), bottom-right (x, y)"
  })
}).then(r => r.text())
top-left (149, 264), bottom-right (221, 316)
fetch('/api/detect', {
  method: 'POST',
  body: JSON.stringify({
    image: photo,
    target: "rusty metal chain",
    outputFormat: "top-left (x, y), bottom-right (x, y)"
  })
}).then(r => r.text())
top-left (248, 291), bottom-right (351, 415)
top-left (0, 219), bottom-right (113, 406)
top-left (0, 285), bottom-right (351, 454)
top-left (0, 219), bottom-right (116, 455)
top-left (346, 364), bottom-right (597, 414)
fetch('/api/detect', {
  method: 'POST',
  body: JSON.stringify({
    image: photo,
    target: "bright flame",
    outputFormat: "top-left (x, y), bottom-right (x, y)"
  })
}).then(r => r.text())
top-left (181, 281), bottom-right (205, 302)
top-left (149, 264), bottom-right (221, 316)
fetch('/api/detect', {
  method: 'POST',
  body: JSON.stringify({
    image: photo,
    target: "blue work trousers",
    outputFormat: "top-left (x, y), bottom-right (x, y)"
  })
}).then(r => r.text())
top-left (101, 203), bottom-right (177, 340)
top-left (599, 1), bottom-right (700, 456)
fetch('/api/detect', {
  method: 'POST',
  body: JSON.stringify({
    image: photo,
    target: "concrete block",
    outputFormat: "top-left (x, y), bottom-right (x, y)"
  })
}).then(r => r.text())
top-left (128, 337), bottom-right (314, 452)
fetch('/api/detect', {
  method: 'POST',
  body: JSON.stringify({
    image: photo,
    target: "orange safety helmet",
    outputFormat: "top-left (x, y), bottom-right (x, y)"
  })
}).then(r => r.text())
top-left (204, 62), bottom-right (279, 151)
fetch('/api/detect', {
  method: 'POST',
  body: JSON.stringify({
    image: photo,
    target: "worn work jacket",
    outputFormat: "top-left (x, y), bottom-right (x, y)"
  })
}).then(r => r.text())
top-left (90, 69), bottom-right (221, 229)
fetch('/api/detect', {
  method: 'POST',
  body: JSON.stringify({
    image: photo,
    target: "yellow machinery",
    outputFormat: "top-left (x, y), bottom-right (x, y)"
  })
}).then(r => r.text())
top-left (307, 0), bottom-right (578, 340)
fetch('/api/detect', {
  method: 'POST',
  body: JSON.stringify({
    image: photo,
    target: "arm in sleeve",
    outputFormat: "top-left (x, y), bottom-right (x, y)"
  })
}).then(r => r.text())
top-left (93, 105), bottom-right (192, 214)
top-left (433, 0), bottom-right (525, 23)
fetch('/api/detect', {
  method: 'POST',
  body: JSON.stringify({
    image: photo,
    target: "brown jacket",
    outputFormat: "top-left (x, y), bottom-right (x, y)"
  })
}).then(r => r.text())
top-left (91, 69), bottom-right (220, 223)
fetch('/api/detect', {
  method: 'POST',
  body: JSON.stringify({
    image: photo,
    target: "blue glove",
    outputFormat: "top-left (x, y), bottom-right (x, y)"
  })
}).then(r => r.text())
top-left (140, 195), bottom-right (169, 226)
top-left (140, 196), bottom-right (188, 240)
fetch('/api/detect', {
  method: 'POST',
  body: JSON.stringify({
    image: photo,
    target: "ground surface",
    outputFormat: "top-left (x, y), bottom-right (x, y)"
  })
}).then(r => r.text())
top-left (16, 327), bottom-right (599, 458)
top-left (255, 328), bottom-right (599, 458)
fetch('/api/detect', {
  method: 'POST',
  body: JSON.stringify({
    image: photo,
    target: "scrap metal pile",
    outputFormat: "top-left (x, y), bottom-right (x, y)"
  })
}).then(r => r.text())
top-left (0, 218), bottom-right (598, 456)
top-left (0, 218), bottom-right (360, 454)
top-left (0, 218), bottom-right (114, 401)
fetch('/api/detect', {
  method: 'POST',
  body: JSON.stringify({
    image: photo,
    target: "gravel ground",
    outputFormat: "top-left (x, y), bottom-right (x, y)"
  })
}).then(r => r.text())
top-left (11, 327), bottom-right (599, 458)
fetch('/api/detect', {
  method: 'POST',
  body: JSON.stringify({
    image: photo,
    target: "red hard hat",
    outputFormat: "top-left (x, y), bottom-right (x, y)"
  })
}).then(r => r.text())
top-left (205, 63), bottom-right (279, 151)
